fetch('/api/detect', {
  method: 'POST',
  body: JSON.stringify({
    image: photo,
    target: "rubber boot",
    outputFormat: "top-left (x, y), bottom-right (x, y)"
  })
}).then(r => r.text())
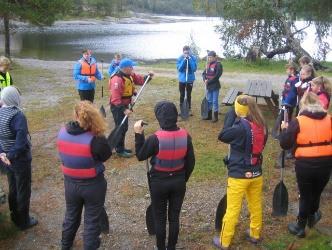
top-left (212, 236), bottom-right (229, 249)
top-left (307, 211), bottom-right (322, 228)
top-left (212, 112), bottom-right (219, 123)
top-left (288, 217), bottom-right (306, 238)
top-left (203, 110), bottom-right (212, 120)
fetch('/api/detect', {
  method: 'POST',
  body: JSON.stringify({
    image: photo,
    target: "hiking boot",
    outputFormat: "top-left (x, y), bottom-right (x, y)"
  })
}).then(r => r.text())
top-left (19, 216), bottom-right (38, 230)
top-left (203, 110), bottom-right (212, 120)
top-left (212, 236), bottom-right (229, 249)
top-left (288, 217), bottom-right (306, 238)
top-left (212, 112), bottom-right (219, 123)
top-left (124, 148), bottom-right (133, 154)
top-left (245, 229), bottom-right (261, 244)
top-left (116, 151), bottom-right (133, 158)
top-left (308, 211), bottom-right (322, 228)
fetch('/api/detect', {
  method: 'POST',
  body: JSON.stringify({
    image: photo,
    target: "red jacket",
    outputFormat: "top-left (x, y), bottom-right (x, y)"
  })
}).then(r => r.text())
top-left (109, 71), bottom-right (145, 106)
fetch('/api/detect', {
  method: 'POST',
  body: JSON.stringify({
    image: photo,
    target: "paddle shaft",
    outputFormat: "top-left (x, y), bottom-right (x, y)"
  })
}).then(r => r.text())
top-left (185, 58), bottom-right (189, 83)
top-left (280, 106), bottom-right (288, 181)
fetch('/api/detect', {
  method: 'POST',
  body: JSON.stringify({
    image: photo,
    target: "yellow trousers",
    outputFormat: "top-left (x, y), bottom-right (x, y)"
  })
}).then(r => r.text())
top-left (219, 176), bottom-right (263, 247)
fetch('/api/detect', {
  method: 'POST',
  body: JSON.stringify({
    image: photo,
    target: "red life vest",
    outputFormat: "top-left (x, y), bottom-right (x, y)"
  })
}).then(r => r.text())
top-left (57, 127), bottom-right (104, 179)
top-left (240, 119), bottom-right (266, 166)
top-left (154, 128), bottom-right (188, 172)
top-left (205, 61), bottom-right (218, 80)
top-left (80, 59), bottom-right (97, 82)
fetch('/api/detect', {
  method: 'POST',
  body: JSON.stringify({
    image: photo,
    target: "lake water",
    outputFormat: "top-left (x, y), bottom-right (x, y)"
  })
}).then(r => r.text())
top-left (1, 16), bottom-right (331, 61)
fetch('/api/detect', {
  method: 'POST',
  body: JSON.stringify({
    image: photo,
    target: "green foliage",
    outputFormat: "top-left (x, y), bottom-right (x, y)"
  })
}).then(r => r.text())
top-left (0, 0), bottom-right (72, 25)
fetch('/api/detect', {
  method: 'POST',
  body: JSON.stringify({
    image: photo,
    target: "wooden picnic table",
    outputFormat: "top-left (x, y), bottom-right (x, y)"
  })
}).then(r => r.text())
top-left (243, 80), bottom-right (279, 116)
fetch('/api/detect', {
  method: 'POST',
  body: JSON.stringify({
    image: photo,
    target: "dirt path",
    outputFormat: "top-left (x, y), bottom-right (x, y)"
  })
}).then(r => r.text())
top-left (0, 58), bottom-right (330, 250)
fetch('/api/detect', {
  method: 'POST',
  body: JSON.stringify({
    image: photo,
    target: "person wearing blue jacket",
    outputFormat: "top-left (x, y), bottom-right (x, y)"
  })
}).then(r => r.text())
top-left (176, 46), bottom-right (197, 116)
top-left (108, 53), bottom-right (121, 77)
top-left (282, 62), bottom-right (299, 118)
top-left (73, 49), bottom-right (103, 103)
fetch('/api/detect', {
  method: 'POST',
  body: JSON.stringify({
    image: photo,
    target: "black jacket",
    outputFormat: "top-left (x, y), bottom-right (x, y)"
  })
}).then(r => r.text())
top-left (218, 107), bottom-right (267, 178)
top-left (279, 111), bottom-right (332, 169)
top-left (202, 61), bottom-right (223, 91)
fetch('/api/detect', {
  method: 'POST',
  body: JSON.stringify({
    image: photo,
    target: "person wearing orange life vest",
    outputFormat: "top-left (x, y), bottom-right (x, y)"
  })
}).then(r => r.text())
top-left (73, 49), bottom-right (103, 103)
top-left (109, 58), bottom-right (153, 158)
top-left (280, 92), bottom-right (332, 238)
top-left (213, 95), bottom-right (268, 249)
top-left (202, 51), bottom-right (223, 122)
top-left (134, 101), bottom-right (195, 250)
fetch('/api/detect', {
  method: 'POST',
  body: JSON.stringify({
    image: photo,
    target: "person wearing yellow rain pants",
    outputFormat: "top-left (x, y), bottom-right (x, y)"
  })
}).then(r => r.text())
top-left (213, 95), bottom-right (268, 249)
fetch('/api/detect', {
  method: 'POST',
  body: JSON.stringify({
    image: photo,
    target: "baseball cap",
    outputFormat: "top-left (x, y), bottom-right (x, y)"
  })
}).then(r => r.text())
top-left (119, 58), bottom-right (137, 69)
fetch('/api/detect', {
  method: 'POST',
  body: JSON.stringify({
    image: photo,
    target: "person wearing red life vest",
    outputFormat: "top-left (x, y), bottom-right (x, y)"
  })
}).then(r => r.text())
top-left (202, 50), bottom-right (223, 122)
top-left (309, 76), bottom-right (331, 110)
top-left (57, 101), bottom-right (112, 250)
top-left (109, 58), bottom-right (153, 158)
top-left (213, 95), bottom-right (268, 249)
top-left (134, 101), bottom-right (195, 250)
top-left (73, 49), bottom-right (103, 103)
top-left (280, 92), bottom-right (332, 238)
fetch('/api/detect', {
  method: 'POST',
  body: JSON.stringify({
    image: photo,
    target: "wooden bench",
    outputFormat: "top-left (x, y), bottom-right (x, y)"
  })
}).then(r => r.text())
top-left (243, 80), bottom-right (279, 117)
top-left (222, 88), bottom-right (242, 106)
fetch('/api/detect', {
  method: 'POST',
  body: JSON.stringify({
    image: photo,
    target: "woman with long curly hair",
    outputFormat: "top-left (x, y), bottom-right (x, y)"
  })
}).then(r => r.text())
top-left (57, 101), bottom-right (111, 250)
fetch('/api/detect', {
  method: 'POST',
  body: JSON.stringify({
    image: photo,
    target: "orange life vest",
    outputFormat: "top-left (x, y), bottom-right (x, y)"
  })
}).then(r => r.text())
top-left (295, 115), bottom-right (332, 158)
top-left (80, 59), bottom-right (96, 82)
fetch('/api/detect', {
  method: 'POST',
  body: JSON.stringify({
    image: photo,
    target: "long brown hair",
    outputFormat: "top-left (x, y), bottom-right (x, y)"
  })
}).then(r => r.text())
top-left (311, 76), bottom-right (331, 96)
top-left (237, 95), bottom-right (266, 128)
top-left (299, 92), bottom-right (326, 114)
top-left (301, 64), bottom-right (316, 78)
top-left (74, 101), bottom-right (107, 136)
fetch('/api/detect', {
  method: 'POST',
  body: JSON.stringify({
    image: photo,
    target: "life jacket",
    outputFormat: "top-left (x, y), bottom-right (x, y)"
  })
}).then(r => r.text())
top-left (205, 61), bottom-right (218, 80)
top-left (57, 127), bottom-right (104, 179)
top-left (295, 115), bottom-right (332, 158)
top-left (111, 72), bottom-right (136, 99)
top-left (154, 129), bottom-right (188, 172)
top-left (0, 106), bottom-right (21, 152)
top-left (80, 59), bottom-right (97, 82)
top-left (0, 72), bottom-right (11, 90)
top-left (240, 119), bottom-right (266, 166)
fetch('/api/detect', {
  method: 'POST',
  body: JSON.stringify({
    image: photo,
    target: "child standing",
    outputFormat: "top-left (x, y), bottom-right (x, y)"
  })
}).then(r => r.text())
top-left (108, 53), bottom-right (121, 76)
top-left (310, 76), bottom-right (331, 110)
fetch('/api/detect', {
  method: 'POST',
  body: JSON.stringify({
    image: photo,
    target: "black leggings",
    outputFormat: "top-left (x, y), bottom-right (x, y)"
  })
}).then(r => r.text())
top-left (150, 176), bottom-right (186, 250)
top-left (179, 83), bottom-right (193, 109)
top-left (295, 165), bottom-right (331, 219)
top-left (78, 89), bottom-right (95, 103)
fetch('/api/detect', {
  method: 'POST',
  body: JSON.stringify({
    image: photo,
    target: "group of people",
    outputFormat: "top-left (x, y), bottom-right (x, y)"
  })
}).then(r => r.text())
top-left (0, 48), bottom-right (330, 250)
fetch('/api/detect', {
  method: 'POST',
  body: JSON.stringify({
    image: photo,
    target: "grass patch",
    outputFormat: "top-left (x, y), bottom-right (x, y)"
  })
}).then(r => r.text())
top-left (0, 211), bottom-right (19, 240)
top-left (144, 58), bottom-right (332, 76)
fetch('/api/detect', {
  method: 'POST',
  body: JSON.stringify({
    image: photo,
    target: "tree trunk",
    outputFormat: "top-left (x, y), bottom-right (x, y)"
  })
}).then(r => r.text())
top-left (4, 15), bottom-right (10, 58)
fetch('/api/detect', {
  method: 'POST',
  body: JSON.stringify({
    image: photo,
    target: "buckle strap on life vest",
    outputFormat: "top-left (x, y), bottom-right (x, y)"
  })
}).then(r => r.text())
top-left (297, 141), bottom-right (332, 147)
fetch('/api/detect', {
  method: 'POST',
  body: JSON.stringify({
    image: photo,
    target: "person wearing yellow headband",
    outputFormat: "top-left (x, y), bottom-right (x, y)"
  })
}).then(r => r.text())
top-left (213, 95), bottom-right (268, 249)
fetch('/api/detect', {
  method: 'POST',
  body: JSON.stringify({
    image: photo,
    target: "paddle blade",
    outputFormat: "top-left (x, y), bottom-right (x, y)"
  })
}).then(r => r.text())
top-left (107, 126), bottom-right (122, 151)
top-left (272, 181), bottom-right (288, 216)
top-left (201, 97), bottom-right (209, 119)
top-left (215, 194), bottom-right (227, 232)
top-left (100, 105), bottom-right (106, 118)
top-left (180, 99), bottom-right (190, 120)
top-left (146, 204), bottom-right (155, 235)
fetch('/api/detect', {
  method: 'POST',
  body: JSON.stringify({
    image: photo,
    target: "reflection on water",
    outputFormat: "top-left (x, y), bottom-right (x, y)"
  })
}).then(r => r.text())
top-left (0, 16), bottom-right (331, 61)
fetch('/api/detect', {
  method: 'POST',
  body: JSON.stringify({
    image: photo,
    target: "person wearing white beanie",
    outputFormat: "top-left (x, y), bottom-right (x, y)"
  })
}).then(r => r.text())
top-left (0, 86), bottom-right (38, 230)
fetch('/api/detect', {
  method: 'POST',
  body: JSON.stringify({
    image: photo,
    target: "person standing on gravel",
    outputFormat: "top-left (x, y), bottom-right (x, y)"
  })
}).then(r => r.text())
top-left (202, 50), bottom-right (223, 122)
top-left (0, 86), bottom-right (38, 230)
top-left (73, 49), bottom-right (103, 103)
top-left (0, 56), bottom-right (13, 91)
top-left (134, 101), bottom-right (195, 250)
top-left (57, 101), bottom-right (111, 250)
top-left (109, 58), bottom-right (153, 158)
top-left (176, 45), bottom-right (197, 116)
